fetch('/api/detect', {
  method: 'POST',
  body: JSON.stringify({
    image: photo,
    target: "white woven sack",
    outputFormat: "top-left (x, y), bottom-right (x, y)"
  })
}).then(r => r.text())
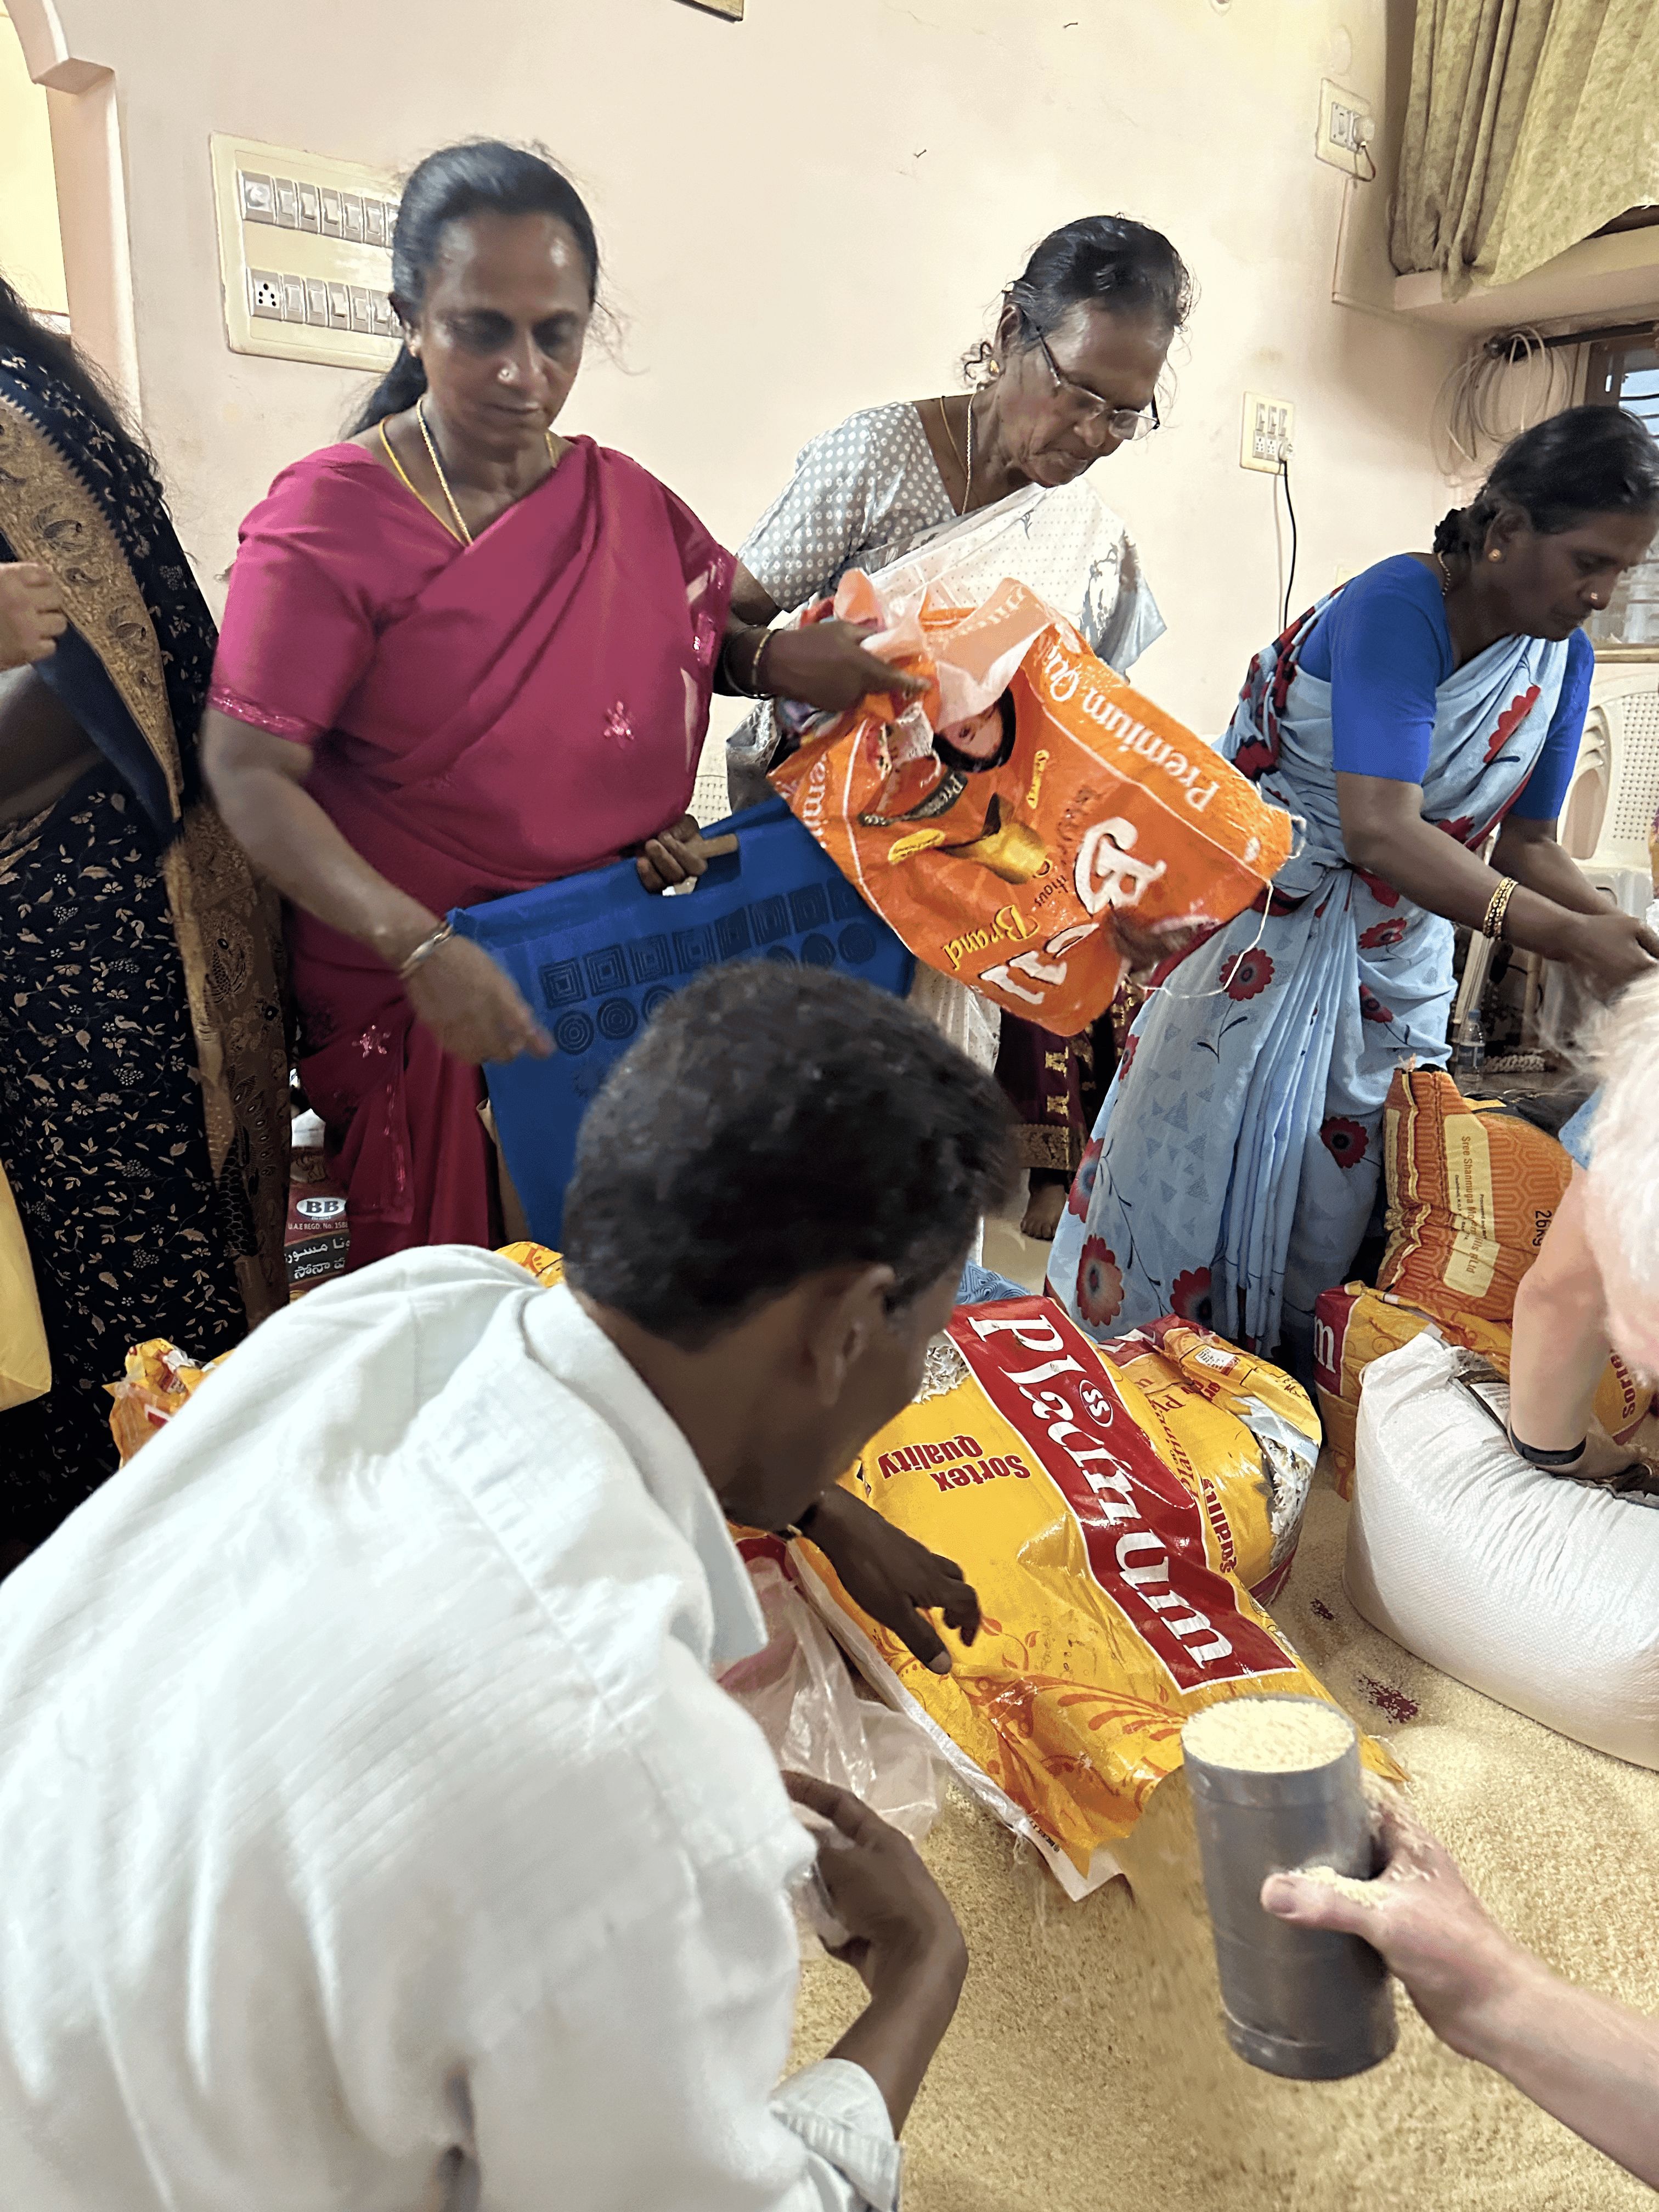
top-left (1346, 1330), bottom-right (1659, 1768)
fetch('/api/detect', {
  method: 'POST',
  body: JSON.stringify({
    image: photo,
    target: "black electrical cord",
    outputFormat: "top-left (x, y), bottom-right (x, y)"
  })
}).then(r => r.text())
top-left (1278, 451), bottom-right (1299, 631)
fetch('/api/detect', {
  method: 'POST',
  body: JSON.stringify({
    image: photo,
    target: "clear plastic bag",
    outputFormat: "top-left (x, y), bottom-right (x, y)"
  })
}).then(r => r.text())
top-left (720, 1549), bottom-right (943, 1845)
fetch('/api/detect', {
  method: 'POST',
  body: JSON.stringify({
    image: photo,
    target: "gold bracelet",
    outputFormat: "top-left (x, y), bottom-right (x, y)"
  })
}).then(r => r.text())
top-left (1481, 877), bottom-right (1519, 941)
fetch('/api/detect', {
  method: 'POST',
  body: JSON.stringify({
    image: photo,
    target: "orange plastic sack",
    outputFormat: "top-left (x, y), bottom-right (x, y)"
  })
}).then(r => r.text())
top-left (1314, 1280), bottom-right (1658, 1496)
top-left (793, 1296), bottom-right (1398, 1896)
top-left (1378, 1067), bottom-right (1571, 1327)
top-left (770, 574), bottom-right (1293, 1035)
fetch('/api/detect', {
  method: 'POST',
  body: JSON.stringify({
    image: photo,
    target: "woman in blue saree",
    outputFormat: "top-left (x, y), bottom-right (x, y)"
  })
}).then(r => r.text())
top-left (0, 277), bottom-right (287, 1550)
top-left (1051, 407), bottom-right (1659, 1369)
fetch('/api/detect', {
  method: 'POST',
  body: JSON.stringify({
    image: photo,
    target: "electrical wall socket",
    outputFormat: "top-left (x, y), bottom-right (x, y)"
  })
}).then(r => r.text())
top-left (1240, 393), bottom-right (1295, 475)
top-left (247, 268), bottom-right (284, 320)
top-left (1315, 77), bottom-right (1376, 175)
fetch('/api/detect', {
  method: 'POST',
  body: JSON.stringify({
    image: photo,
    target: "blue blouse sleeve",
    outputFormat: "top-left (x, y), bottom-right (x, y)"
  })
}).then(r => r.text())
top-left (1302, 556), bottom-right (1453, 786)
top-left (1510, 628), bottom-right (1593, 821)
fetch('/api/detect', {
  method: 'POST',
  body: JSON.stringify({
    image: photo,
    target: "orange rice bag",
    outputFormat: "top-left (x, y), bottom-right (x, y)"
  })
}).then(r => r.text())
top-left (1378, 1067), bottom-right (1572, 1327)
top-left (771, 573), bottom-right (1293, 1035)
top-left (1314, 1070), bottom-right (1659, 1491)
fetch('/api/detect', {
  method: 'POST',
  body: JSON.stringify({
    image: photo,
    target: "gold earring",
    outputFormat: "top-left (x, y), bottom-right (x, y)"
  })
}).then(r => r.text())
top-left (1488, 549), bottom-right (1502, 562)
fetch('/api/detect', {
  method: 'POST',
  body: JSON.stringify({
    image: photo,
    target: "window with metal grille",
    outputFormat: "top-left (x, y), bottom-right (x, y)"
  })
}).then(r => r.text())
top-left (1585, 338), bottom-right (1659, 652)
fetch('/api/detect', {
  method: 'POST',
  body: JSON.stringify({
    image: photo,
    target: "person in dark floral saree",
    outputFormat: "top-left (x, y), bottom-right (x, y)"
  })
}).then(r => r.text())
top-left (1052, 408), bottom-right (1659, 1372)
top-left (0, 275), bottom-right (287, 1558)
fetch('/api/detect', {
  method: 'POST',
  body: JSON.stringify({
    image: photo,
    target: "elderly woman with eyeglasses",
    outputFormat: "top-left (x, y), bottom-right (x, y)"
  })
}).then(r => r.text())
top-left (727, 216), bottom-right (1191, 1237)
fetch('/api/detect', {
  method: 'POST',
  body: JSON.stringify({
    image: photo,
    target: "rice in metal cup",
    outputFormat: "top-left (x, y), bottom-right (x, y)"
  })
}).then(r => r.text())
top-left (1181, 1694), bottom-right (1397, 2081)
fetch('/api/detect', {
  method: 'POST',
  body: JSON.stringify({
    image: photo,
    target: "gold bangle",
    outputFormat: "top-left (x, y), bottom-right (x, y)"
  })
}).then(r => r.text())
top-left (1481, 877), bottom-right (1519, 940)
top-left (718, 626), bottom-right (772, 697)
top-left (398, 917), bottom-right (455, 979)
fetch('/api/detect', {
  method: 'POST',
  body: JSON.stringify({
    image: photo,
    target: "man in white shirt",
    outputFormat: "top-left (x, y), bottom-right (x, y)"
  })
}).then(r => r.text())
top-left (0, 961), bottom-right (1015, 2211)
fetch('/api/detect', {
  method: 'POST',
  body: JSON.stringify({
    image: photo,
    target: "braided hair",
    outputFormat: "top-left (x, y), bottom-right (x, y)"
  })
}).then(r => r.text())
top-left (1434, 404), bottom-right (1659, 565)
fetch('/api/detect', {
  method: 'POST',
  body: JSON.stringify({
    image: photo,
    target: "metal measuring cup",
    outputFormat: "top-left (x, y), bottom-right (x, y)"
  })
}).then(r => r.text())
top-left (1182, 1694), bottom-right (1397, 2080)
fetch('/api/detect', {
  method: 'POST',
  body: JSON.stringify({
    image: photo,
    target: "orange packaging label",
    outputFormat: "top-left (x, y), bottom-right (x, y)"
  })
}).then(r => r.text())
top-left (498, 1240), bottom-right (566, 1290)
top-left (795, 1297), bottom-right (1395, 1893)
top-left (1379, 1067), bottom-right (1570, 1327)
top-left (770, 578), bottom-right (1293, 1035)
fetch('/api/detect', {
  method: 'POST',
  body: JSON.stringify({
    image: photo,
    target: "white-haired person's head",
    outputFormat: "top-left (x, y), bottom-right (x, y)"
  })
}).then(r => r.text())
top-left (1583, 966), bottom-right (1659, 1381)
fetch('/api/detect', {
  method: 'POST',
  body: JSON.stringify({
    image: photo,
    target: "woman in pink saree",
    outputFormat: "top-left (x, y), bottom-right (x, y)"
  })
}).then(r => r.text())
top-left (205, 143), bottom-right (909, 1265)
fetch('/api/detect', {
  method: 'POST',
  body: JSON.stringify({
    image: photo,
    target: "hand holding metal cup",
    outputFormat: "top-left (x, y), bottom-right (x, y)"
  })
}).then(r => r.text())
top-left (1182, 1694), bottom-right (1397, 2080)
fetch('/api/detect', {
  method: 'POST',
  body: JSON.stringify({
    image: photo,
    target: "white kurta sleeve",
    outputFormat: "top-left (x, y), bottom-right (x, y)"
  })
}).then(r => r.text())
top-left (456, 1862), bottom-right (900, 2212)
top-left (770, 2061), bottom-right (903, 2211)
top-left (449, 1645), bottom-right (902, 2212)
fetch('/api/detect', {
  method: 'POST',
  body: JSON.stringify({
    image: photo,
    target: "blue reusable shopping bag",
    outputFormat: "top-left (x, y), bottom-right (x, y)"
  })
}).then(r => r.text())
top-left (451, 798), bottom-right (915, 1247)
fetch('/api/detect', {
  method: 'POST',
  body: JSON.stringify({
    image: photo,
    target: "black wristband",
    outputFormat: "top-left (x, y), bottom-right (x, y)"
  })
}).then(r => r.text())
top-left (1509, 1428), bottom-right (1587, 1469)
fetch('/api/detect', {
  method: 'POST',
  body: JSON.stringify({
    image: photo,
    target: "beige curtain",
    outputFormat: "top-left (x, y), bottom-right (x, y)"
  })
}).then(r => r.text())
top-left (1392, 0), bottom-right (1659, 297)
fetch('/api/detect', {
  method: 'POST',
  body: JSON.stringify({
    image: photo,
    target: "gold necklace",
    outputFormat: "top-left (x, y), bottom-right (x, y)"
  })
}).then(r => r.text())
top-left (377, 419), bottom-right (454, 540)
top-left (1434, 548), bottom-right (1454, 597)
top-left (381, 400), bottom-right (558, 547)
top-left (416, 398), bottom-right (475, 544)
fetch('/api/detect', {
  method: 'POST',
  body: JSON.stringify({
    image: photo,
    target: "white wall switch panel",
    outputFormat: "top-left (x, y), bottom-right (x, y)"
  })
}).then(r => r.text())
top-left (212, 134), bottom-right (403, 371)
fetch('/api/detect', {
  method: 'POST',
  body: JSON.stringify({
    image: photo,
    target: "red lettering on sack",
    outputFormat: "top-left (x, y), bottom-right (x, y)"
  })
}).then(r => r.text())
top-left (1197, 1474), bottom-right (1237, 1577)
top-left (955, 1298), bottom-right (1295, 1689)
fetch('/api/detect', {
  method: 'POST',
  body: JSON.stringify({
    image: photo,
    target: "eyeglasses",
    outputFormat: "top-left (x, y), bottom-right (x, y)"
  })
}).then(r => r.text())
top-left (1034, 328), bottom-right (1161, 442)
